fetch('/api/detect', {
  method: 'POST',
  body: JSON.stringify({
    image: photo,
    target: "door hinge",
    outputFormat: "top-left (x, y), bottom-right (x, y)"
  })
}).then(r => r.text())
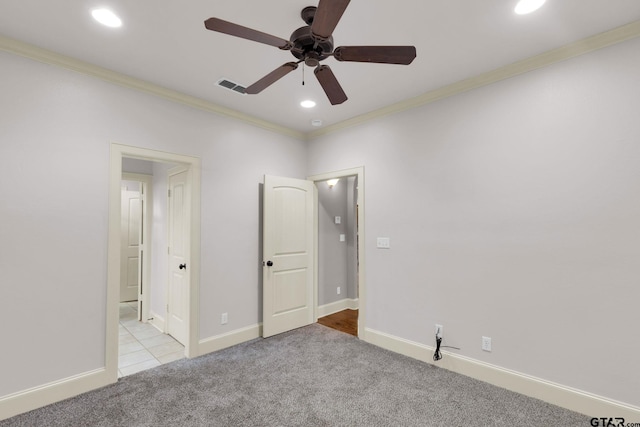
top-left (168, 189), bottom-right (171, 197)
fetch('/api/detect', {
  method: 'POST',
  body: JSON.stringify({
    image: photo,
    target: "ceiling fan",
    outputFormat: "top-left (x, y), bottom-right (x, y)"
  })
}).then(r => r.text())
top-left (204, 0), bottom-right (417, 105)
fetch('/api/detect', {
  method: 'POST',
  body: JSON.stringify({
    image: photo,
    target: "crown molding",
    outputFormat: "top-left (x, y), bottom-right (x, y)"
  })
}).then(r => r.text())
top-left (3, 20), bottom-right (640, 143)
top-left (307, 19), bottom-right (640, 140)
top-left (0, 35), bottom-right (306, 141)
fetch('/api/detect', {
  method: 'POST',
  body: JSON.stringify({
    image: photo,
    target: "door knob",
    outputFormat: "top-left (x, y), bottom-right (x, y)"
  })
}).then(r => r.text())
top-left (266, 260), bottom-right (273, 267)
top-left (179, 263), bottom-right (186, 270)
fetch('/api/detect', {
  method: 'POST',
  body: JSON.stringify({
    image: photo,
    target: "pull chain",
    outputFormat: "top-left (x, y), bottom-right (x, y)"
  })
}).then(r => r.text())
top-left (302, 64), bottom-right (305, 86)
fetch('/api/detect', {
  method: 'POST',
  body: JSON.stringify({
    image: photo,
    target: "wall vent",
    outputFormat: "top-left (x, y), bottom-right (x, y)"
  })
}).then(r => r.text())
top-left (216, 78), bottom-right (247, 95)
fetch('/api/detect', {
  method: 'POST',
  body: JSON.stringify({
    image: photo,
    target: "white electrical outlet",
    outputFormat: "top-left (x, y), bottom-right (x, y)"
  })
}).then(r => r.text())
top-left (435, 324), bottom-right (443, 339)
top-left (221, 313), bottom-right (228, 325)
top-left (337, 287), bottom-right (341, 295)
top-left (482, 336), bottom-right (492, 352)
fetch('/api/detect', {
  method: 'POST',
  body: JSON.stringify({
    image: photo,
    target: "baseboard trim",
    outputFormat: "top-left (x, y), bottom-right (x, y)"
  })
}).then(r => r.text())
top-left (148, 311), bottom-right (165, 333)
top-left (364, 328), bottom-right (640, 422)
top-left (198, 323), bottom-right (262, 357)
top-left (0, 368), bottom-right (111, 421)
top-left (317, 298), bottom-right (359, 318)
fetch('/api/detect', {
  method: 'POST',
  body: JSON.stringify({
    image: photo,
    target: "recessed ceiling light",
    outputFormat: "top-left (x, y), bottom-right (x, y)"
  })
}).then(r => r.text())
top-left (92, 8), bottom-right (122, 28)
top-left (514, 0), bottom-right (546, 15)
top-left (300, 100), bottom-right (316, 108)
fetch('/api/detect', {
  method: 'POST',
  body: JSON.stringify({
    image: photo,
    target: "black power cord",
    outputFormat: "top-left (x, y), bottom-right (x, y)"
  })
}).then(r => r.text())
top-left (433, 335), bottom-right (461, 361)
top-left (433, 336), bottom-right (443, 361)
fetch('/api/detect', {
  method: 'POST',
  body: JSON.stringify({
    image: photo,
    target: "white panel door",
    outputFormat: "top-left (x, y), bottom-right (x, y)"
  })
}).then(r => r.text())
top-left (167, 169), bottom-right (189, 345)
top-left (263, 175), bottom-right (315, 338)
top-left (120, 187), bottom-right (141, 302)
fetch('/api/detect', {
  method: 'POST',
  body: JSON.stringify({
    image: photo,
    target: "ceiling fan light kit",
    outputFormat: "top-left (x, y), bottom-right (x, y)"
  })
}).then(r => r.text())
top-left (204, 0), bottom-right (416, 105)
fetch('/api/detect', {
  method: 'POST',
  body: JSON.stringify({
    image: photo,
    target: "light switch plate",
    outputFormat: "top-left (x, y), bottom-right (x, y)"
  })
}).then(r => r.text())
top-left (340, 234), bottom-right (346, 242)
top-left (335, 216), bottom-right (341, 224)
top-left (377, 237), bottom-right (390, 249)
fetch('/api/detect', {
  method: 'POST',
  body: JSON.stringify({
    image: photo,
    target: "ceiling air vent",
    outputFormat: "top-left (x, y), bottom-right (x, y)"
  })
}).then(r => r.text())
top-left (216, 78), bottom-right (246, 95)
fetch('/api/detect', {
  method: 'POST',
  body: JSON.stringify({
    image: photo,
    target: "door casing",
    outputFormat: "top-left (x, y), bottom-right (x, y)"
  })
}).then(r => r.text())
top-left (108, 143), bottom-right (201, 383)
top-left (308, 167), bottom-right (366, 339)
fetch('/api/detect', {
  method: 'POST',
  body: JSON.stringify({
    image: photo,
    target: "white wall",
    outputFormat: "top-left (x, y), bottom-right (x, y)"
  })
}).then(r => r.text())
top-left (307, 37), bottom-right (640, 408)
top-left (0, 50), bottom-right (306, 397)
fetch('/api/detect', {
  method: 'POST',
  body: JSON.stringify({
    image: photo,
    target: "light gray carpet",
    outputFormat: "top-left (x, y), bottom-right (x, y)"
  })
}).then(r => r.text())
top-left (2, 324), bottom-right (589, 426)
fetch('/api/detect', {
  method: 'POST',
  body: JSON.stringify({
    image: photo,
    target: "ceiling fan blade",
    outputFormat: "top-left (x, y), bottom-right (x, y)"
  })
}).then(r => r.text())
top-left (245, 62), bottom-right (299, 94)
top-left (311, 0), bottom-right (351, 40)
top-left (314, 65), bottom-right (348, 105)
top-left (204, 18), bottom-right (292, 50)
top-left (334, 46), bottom-right (417, 65)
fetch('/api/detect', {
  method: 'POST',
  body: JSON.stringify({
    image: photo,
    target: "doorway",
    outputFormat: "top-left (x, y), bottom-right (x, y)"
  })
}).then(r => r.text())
top-left (108, 143), bottom-right (201, 382)
top-left (118, 165), bottom-right (187, 376)
top-left (308, 167), bottom-right (365, 339)
top-left (120, 172), bottom-right (152, 322)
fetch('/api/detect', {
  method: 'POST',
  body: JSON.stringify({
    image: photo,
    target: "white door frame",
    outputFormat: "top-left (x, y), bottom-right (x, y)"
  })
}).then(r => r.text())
top-left (308, 167), bottom-right (366, 339)
top-left (122, 172), bottom-right (152, 324)
top-left (108, 143), bottom-right (201, 382)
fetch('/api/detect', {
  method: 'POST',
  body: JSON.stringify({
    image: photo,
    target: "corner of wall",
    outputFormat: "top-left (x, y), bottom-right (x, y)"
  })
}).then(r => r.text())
top-left (197, 324), bottom-right (262, 357)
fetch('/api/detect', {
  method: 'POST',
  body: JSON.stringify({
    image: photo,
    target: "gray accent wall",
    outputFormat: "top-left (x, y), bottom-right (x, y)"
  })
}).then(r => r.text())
top-left (346, 176), bottom-right (358, 300)
top-left (317, 177), bottom-right (358, 306)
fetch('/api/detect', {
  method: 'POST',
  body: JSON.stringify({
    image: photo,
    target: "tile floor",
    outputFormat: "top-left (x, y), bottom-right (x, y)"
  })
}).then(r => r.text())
top-left (118, 301), bottom-right (185, 377)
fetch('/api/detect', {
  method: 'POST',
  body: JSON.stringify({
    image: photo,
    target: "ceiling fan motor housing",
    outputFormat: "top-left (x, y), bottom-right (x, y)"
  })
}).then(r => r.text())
top-left (290, 26), bottom-right (333, 66)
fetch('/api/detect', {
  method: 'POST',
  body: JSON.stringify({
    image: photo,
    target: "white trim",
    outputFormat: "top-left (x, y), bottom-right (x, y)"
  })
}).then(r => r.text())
top-left (0, 369), bottom-right (108, 421)
top-left (307, 20), bottom-right (640, 140)
top-left (308, 167), bottom-right (365, 339)
top-left (198, 324), bottom-right (262, 357)
top-left (317, 298), bottom-right (359, 318)
top-left (0, 35), bottom-right (305, 141)
top-left (364, 328), bottom-right (640, 422)
top-left (4, 21), bottom-right (639, 143)
top-left (148, 311), bottom-right (166, 333)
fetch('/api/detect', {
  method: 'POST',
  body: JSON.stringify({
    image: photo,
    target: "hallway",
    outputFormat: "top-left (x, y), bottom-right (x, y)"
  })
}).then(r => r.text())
top-left (118, 302), bottom-right (185, 377)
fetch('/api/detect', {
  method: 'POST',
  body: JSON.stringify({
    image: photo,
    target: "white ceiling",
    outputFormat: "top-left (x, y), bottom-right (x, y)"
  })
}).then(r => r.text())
top-left (1, 1), bottom-right (640, 135)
